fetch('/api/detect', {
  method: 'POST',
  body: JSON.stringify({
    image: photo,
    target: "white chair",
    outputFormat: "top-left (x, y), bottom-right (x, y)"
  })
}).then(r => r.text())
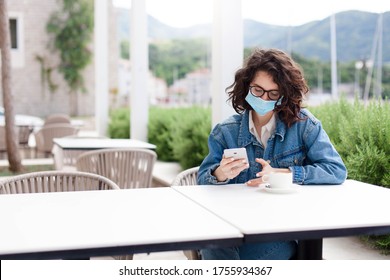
top-left (0, 170), bottom-right (120, 194)
top-left (43, 114), bottom-right (71, 126)
top-left (76, 148), bottom-right (157, 189)
top-left (172, 166), bottom-right (200, 186)
top-left (172, 166), bottom-right (201, 260)
top-left (34, 124), bottom-right (79, 157)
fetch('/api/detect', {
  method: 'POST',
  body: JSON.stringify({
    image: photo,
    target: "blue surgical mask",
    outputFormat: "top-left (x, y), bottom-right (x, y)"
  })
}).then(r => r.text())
top-left (245, 91), bottom-right (278, 116)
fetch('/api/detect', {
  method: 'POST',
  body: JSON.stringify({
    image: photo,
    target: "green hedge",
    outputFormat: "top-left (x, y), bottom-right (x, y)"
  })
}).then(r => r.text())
top-left (310, 98), bottom-right (390, 254)
top-left (169, 107), bottom-right (211, 169)
top-left (310, 98), bottom-right (390, 188)
top-left (109, 106), bottom-right (211, 169)
top-left (108, 108), bottom-right (130, 139)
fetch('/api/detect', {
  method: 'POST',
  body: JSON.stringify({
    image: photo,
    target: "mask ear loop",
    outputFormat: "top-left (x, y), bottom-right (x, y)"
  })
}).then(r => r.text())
top-left (276, 96), bottom-right (283, 106)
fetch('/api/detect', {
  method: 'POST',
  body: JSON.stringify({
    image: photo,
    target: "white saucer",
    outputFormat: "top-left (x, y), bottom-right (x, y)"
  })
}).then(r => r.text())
top-left (262, 185), bottom-right (297, 194)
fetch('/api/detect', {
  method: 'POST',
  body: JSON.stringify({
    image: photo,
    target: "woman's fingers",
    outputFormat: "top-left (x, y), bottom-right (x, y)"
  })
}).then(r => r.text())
top-left (246, 178), bottom-right (263, 187)
top-left (222, 158), bottom-right (249, 179)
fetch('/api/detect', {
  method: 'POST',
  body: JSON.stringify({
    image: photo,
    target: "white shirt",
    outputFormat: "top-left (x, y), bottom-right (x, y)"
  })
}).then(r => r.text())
top-left (248, 111), bottom-right (276, 148)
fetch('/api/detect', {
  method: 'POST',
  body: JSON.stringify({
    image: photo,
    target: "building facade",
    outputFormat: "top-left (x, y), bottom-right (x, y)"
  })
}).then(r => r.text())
top-left (1, 0), bottom-right (118, 117)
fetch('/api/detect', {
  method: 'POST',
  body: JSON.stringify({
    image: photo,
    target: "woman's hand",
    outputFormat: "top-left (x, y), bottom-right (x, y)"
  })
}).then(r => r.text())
top-left (213, 155), bottom-right (249, 182)
top-left (246, 158), bottom-right (290, 187)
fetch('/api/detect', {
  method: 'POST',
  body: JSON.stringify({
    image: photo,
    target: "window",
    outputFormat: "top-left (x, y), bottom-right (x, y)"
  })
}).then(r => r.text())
top-left (9, 19), bottom-right (18, 49)
top-left (8, 13), bottom-right (24, 68)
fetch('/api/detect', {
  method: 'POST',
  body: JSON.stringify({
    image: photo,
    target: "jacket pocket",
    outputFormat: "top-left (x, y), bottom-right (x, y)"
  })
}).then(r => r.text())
top-left (274, 147), bottom-right (306, 168)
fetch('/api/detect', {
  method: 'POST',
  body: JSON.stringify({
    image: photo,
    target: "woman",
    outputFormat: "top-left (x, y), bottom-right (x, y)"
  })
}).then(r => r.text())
top-left (197, 48), bottom-right (347, 260)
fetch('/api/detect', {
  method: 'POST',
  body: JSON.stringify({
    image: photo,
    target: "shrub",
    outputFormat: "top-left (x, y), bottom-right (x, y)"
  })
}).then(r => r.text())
top-left (110, 106), bottom-right (211, 167)
top-left (342, 100), bottom-right (390, 187)
top-left (108, 108), bottom-right (130, 138)
top-left (148, 107), bottom-right (178, 161)
top-left (307, 97), bottom-right (354, 148)
top-left (170, 106), bottom-right (211, 169)
top-left (310, 98), bottom-right (390, 187)
top-left (362, 235), bottom-right (390, 255)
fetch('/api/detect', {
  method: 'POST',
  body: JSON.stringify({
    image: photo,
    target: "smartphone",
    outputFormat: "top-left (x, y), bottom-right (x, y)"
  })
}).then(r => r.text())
top-left (223, 148), bottom-right (248, 162)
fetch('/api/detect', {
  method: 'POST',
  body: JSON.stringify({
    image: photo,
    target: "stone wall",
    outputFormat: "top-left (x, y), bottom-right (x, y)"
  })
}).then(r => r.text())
top-left (1, 0), bottom-right (118, 118)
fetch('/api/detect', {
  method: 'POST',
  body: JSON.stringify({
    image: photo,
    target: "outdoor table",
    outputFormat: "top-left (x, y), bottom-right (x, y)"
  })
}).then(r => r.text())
top-left (173, 179), bottom-right (390, 260)
top-left (0, 187), bottom-right (242, 260)
top-left (52, 138), bottom-right (156, 170)
top-left (2, 179), bottom-right (389, 260)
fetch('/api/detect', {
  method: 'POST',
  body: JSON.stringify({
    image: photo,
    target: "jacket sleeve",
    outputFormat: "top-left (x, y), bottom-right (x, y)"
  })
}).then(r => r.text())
top-left (197, 126), bottom-right (230, 185)
top-left (290, 120), bottom-right (347, 185)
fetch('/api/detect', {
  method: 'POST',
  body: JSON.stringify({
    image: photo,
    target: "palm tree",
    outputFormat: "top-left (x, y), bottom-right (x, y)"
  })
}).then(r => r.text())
top-left (0, 0), bottom-right (23, 172)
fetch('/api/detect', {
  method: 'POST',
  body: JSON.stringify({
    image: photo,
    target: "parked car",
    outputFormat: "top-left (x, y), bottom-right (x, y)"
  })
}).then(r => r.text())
top-left (0, 106), bottom-right (44, 127)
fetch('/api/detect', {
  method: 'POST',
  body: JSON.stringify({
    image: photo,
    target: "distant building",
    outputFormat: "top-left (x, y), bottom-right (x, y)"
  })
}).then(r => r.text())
top-left (186, 68), bottom-right (211, 105)
top-left (117, 59), bottom-right (168, 107)
top-left (169, 78), bottom-right (189, 105)
top-left (168, 68), bottom-right (211, 106)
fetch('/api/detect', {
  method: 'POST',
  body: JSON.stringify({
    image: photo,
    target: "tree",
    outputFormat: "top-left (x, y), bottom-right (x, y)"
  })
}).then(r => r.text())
top-left (149, 38), bottom-right (210, 86)
top-left (0, 0), bottom-right (23, 172)
top-left (46, 0), bottom-right (94, 116)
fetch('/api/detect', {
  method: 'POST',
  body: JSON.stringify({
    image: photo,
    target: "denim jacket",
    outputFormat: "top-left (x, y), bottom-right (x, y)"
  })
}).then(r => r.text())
top-left (198, 109), bottom-right (347, 185)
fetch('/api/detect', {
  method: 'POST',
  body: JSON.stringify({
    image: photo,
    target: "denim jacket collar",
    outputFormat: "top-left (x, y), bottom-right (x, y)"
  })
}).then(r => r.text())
top-left (274, 115), bottom-right (287, 142)
top-left (238, 110), bottom-right (287, 146)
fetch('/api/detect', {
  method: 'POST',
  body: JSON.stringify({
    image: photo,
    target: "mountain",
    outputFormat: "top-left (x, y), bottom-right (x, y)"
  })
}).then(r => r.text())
top-left (244, 10), bottom-right (390, 62)
top-left (116, 8), bottom-right (212, 40)
top-left (116, 9), bottom-right (390, 63)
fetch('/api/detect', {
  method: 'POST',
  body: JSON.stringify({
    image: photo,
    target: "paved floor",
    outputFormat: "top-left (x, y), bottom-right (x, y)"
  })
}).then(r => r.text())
top-left (323, 236), bottom-right (390, 260)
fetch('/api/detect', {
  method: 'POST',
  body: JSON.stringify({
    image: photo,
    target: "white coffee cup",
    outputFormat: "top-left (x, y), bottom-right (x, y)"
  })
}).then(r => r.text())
top-left (262, 172), bottom-right (293, 189)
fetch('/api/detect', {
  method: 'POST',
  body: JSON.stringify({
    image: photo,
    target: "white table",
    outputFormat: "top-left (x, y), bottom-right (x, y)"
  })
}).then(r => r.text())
top-left (53, 138), bottom-right (156, 150)
top-left (0, 187), bottom-right (242, 259)
top-left (173, 180), bottom-right (390, 259)
top-left (3, 180), bottom-right (389, 260)
top-left (52, 138), bottom-right (156, 170)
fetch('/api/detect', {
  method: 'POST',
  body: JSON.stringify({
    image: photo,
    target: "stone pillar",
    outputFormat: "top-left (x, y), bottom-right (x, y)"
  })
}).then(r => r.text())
top-left (130, 0), bottom-right (148, 141)
top-left (94, 0), bottom-right (109, 136)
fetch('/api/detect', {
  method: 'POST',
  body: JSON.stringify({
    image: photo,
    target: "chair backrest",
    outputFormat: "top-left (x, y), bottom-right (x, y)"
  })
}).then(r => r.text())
top-left (76, 148), bottom-right (157, 189)
top-left (34, 124), bottom-right (79, 154)
top-left (44, 114), bottom-right (71, 126)
top-left (0, 170), bottom-right (120, 194)
top-left (172, 166), bottom-right (199, 186)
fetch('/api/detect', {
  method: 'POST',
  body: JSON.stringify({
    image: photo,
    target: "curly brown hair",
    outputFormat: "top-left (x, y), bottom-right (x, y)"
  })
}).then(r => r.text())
top-left (226, 48), bottom-right (309, 127)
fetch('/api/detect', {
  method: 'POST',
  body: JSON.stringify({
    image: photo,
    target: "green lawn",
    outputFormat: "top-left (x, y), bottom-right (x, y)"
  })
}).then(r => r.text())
top-left (0, 165), bottom-right (54, 177)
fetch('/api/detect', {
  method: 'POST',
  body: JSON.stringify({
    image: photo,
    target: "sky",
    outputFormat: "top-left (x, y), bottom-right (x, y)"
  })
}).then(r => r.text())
top-left (112, 0), bottom-right (390, 27)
